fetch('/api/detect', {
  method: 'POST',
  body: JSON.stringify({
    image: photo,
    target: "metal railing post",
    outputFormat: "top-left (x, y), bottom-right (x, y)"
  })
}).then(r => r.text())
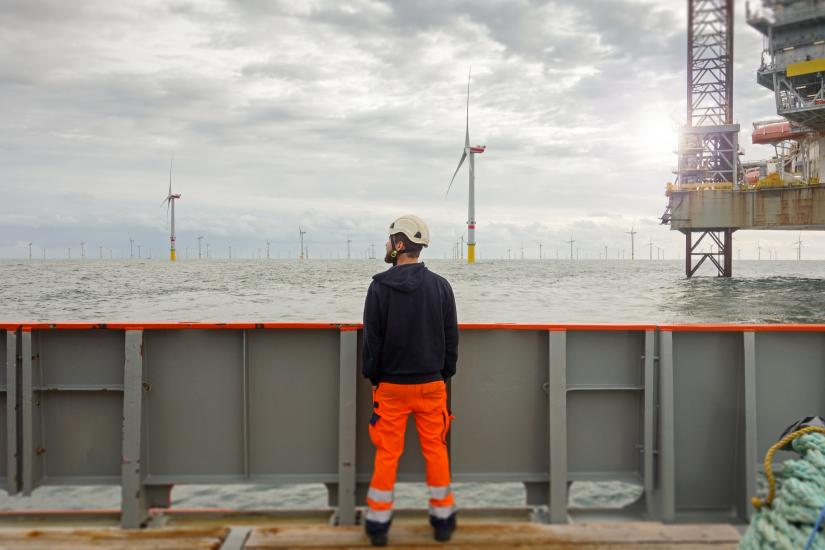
top-left (5, 330), bottom-right (18, 495)
top-left (337, 328), bottom-right (357, 525)
top-left (548, 330), bottom-right (567, 523)
top-left (121, 329), bottom-right (147, 528)
top-left (659, 330), bottom-right (676, 522)
top-left (643, 329), bottom-right (655, 519)
top-left (21, 329), bottom-right (33, 496)
top-left (743, 331), bottom-right (758, 520)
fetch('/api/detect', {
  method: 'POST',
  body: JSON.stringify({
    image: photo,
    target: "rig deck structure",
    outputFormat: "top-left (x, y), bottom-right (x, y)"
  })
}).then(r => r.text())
top-left (663, 0), bottom-right (825, 277)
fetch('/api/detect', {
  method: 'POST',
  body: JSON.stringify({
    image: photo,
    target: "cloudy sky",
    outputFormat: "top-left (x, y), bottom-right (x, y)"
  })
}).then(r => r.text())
top-left (1, 0), bottom-right (820, 260)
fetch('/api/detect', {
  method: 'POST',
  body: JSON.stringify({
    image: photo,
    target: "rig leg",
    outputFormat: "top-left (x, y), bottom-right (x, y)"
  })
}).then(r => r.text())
top-left (685, 229), bottom-right (734, 278)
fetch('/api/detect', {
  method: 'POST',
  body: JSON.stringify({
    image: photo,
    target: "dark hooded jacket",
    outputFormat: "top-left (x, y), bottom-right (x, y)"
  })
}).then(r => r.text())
top-left (362, 263), bottom-right (458, 385)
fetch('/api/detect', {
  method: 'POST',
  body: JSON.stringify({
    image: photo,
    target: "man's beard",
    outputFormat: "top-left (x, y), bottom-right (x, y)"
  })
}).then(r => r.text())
top-left (384, 250), bottom-right (396, 265)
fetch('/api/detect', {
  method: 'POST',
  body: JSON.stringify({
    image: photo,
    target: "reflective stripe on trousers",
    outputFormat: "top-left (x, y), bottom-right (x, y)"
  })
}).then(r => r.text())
top-left (367, 381), bottom-right (454, 523)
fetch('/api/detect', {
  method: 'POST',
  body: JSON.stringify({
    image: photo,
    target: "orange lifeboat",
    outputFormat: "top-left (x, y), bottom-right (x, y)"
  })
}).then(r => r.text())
top-left (750, 121), bottom-right (815, 144)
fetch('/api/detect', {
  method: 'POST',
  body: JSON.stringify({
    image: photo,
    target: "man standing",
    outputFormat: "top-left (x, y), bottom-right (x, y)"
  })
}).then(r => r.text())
top-left (362, 215), bottom-right (459, 546)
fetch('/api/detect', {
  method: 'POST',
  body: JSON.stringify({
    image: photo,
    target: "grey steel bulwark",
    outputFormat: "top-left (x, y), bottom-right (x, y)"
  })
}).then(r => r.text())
top-left (4, 322), bottom-right (825, 528)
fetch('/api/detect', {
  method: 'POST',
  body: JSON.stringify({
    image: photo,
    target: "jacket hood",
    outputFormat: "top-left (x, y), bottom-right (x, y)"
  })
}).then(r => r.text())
top-left (373, 263), bottom-right (427, 293)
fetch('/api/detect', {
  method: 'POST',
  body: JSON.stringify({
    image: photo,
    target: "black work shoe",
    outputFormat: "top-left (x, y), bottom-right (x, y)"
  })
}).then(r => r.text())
top-left (430, 513), bottom-right (457, 542)
top-left (365, 519), bottom-right (391, 547)
top-left (368, 532), bottom-right (388, 547)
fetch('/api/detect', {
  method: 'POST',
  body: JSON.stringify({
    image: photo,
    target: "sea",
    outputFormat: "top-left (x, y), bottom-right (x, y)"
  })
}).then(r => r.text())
top-left (0, 257), bottom-right (820, 511)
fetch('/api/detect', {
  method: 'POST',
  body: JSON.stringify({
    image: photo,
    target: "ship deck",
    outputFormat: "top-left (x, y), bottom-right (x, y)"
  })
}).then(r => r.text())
top-left (0, 510), bottom-right (742, 549)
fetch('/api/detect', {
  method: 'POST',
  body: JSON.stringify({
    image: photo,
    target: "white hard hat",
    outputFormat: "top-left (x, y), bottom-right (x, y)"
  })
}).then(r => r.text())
top-left (389, 214), bottom-right (430, 246)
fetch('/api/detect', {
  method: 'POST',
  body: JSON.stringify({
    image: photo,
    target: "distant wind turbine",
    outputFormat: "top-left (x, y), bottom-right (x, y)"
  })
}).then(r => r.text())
top-left (793, 233), bottom-right (803, 260)
top-left (299, 226), bottom-right (306, 261)
top-left (445, 70), bottom-right (486, 264)
top-left (626, 227), bottom-right (637, 260)
top-left (567, 234), bottom-right (575, 260)
top-left (162, 155), bottom-right (182, 261)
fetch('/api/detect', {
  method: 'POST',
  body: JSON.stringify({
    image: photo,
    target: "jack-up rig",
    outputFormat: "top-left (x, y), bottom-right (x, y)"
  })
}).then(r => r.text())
top-left (662, 0), bottom-right (825, 277)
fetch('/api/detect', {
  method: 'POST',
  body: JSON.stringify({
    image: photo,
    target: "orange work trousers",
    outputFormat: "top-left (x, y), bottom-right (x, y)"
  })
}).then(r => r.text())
top-left (366, 380), bottom-right (455, 526)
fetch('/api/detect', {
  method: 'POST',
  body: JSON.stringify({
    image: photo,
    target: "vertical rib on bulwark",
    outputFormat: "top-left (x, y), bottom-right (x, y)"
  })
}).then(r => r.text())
top-left (742, 331), bottom-right (758, 520)
top-left (659, 330), bottom-right (676, 522)
top-left (643, 329), bottom-right (656, 518)
top-left (21, 330), bottom-right (33, 496)
top-left (5, 330), bottom-right (18, 495)
top-left (121, 329), bottom-right (147, 529)
top-left (548, 330), bottom-right (567, 523)
top-left (337, 329), bottom-right (357, 525)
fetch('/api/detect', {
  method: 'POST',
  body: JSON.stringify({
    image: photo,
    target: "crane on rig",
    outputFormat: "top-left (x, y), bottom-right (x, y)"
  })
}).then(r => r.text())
top-left (662, 0), bottom-right (825, 278)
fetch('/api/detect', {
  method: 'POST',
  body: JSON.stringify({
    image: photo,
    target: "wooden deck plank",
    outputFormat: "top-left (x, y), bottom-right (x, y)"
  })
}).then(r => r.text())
top-left (245, 523), bottom-right (741, 548)
top-left (0, 527), bottom-right (228, 549)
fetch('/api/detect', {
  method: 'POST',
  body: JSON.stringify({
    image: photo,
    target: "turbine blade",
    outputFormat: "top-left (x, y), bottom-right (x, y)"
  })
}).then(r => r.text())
top-left (445, 151), bottom-right (467, 198)
top-left (465, 70), bottom-right (471, 147)
top-left (169, 154), bottom-right (173, 195)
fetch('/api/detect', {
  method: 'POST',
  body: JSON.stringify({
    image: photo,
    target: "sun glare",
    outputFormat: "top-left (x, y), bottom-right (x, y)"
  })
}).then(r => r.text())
top-left (635, 108), bottom-right (679, 160)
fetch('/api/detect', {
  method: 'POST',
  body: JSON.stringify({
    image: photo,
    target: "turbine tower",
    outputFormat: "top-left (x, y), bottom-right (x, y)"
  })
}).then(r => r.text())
top-left (299, 226), bottom-right (306, 261)
top-left (446, 71), bottom-right (486, 264)
top-left (163, 155), bottom-right (182, 261)
top-left (567, 234), bottom-right (575, 260)
top-left (626, 227), bottom-right (637, 260)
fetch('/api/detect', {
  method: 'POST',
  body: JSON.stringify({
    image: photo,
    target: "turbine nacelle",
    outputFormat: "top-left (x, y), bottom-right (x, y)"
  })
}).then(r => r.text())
top-left (468, 145), bottom-right (486, 154)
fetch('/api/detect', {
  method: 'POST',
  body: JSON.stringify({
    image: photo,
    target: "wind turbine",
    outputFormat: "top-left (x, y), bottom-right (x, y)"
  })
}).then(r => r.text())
top-left (446, 71), bottom-right (486, 264)
top-left (163, 155), bottom-right (182, 261)
top-left (567, 234), bottom-right (575, 260)
top-left (756, 241), bottom-right (762, 261)
top-left (793, 233), bottom-right (803, 260)
top-left (626, 226), bottom-right (637, 260)
top-left (299, 226), bottom-right (306, 260)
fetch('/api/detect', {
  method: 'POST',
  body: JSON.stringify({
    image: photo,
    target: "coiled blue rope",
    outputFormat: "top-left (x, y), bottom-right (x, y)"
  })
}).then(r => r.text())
top-left (740, 432), bottom-right (825, 550)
